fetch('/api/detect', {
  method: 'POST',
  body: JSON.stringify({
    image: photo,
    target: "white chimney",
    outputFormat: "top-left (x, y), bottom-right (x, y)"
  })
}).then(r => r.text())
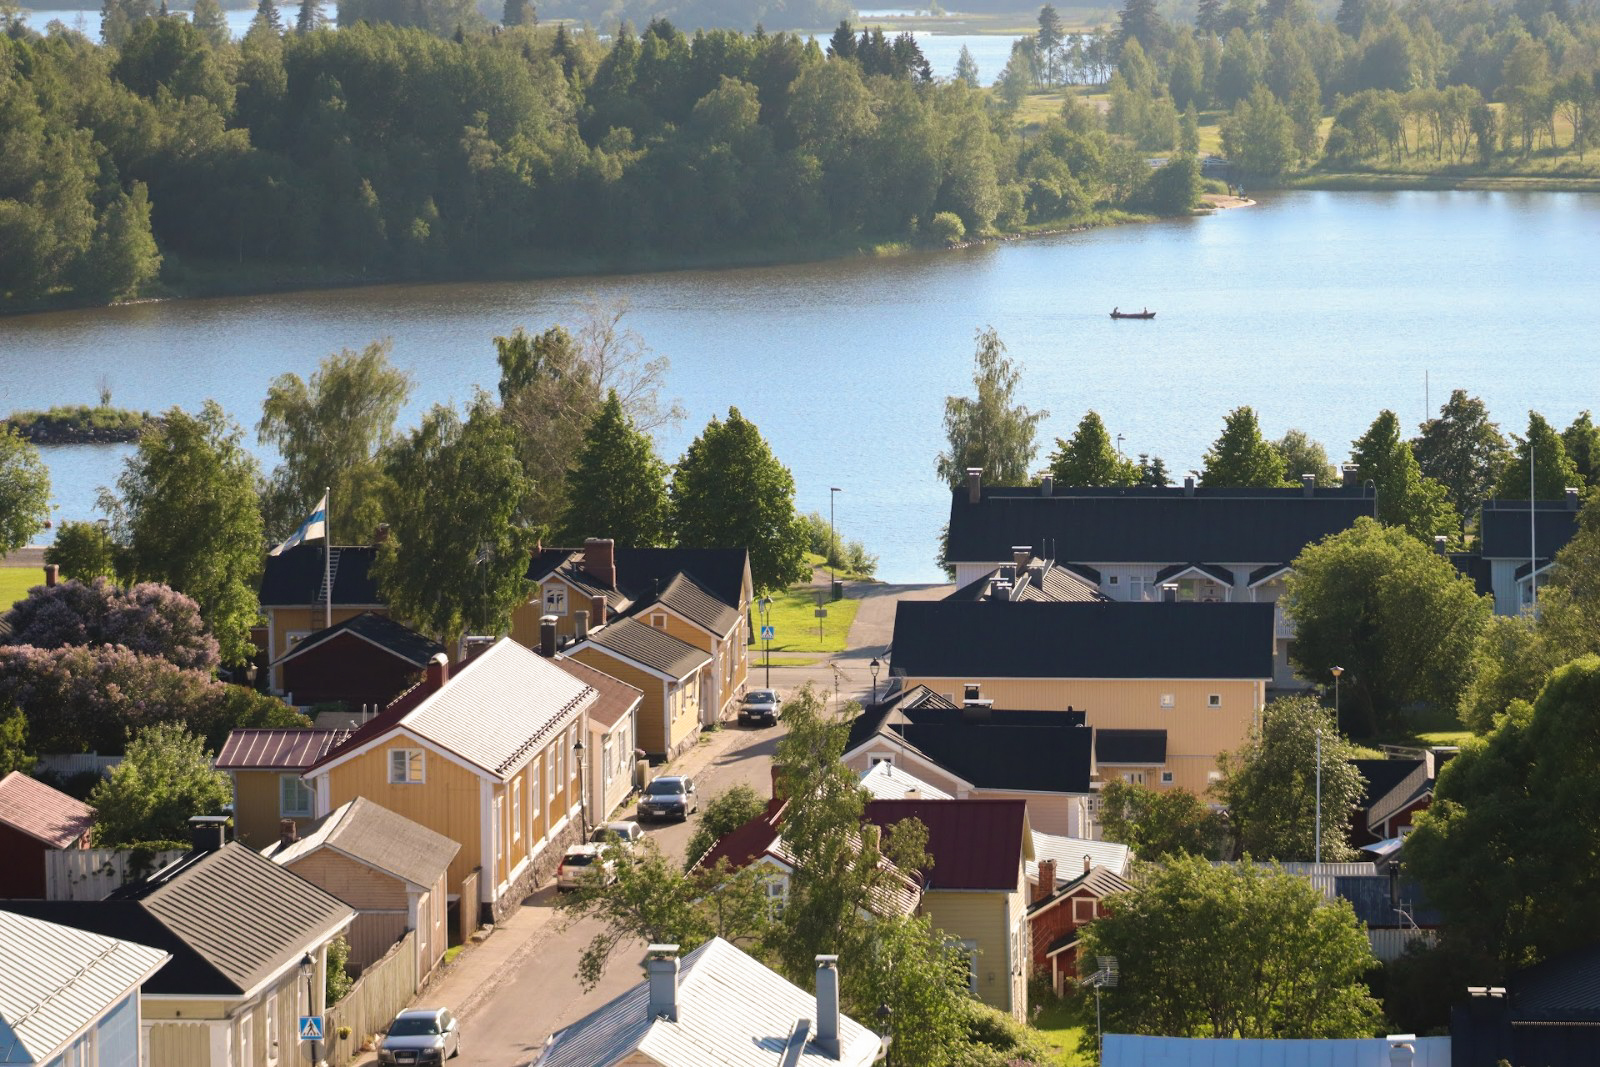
top-left (645, 945), bottom-right (680, 1022)
top-left (1386, 1036), bottom-right (1417, 1067)
top-left (815, 955), bottom-right (841, 1059)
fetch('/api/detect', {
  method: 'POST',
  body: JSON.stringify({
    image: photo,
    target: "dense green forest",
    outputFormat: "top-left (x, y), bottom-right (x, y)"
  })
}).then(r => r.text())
top-left (0, 11), bottom-right (1203, 310)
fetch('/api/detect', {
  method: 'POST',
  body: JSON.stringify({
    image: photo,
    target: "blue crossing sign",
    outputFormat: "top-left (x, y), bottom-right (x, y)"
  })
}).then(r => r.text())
top-left (298, 1016), bottom-right (324, 1042)
top-left (760, 625), bottom-right (774, 641)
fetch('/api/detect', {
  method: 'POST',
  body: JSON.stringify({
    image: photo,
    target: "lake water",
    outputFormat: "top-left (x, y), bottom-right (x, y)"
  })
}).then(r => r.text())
top-left (22, 6), bottom-right (280, 37)
top-left (4, 190), bottom-right (1597, 583)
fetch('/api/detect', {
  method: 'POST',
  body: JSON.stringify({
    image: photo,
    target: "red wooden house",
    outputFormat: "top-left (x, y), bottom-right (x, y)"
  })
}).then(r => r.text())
top-left (274, 611), bottom-right (445, 711)
top-left (0, 772), bottom-right (94, 898)
top-left (1027, 858), bottom-right (1131, 995)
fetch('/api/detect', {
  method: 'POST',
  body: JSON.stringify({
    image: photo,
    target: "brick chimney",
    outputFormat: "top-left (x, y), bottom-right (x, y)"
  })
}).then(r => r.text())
top-left (966, 468), bottom-right (982, 505)
top-left (279, 818), bottom-right (298, 849)
top-left (43, 563), bottom-right (58, 587)
top-left (583, 538), bottom-right (617, 588)
top-left (425, 652), bottom-right (449, 691)
top-left (590, 594), bottom-right (608, 628)
top-left (1034, 859), bottom-right (1056, 904)
top-left (1083, 853), bottom-right (1093, 874)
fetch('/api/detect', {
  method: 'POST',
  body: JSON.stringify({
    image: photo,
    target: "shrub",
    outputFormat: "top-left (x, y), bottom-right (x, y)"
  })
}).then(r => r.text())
top-left (89, 722), bottom-right (231, 847)
top-left (4, 578), bottom-right (220, 671)
top-left (929, 211), bottom-right (966, 244)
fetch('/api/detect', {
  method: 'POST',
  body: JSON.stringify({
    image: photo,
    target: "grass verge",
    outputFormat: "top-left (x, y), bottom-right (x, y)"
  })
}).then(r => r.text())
top-left (0, 568), bottom-right (42, 611)
top-left (756, 586), bottom-right (861, 655)
top-left (753, 656), bottom-right (824, 668)
top-left (1032, 995), bottom-right (1094, 1066)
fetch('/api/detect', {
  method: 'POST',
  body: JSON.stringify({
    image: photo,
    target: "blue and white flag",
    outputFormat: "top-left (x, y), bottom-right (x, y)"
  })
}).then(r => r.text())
top-left (270, 493), bottom-right (328, 556)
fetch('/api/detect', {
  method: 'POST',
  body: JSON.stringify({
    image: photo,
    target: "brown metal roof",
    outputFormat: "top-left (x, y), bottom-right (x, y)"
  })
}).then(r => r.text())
top-left (550, 656), bottom-right (644, 729)
top-left (0, 772), bottom-right (94, 848)
top-left (215, 728), bottom-right (351, 770)
top-left (646, 573), bottom-right (740, 635)
top-left (263, 798), bottom-right (460, 890)
top-left (586, 619), bottom-right (710, 679)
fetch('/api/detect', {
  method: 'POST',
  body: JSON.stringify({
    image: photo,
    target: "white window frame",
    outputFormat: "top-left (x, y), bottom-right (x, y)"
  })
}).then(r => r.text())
top-left (239, 1009), bottom-right (253, 1067)
top-left (389, 748), bottom-right (425, 784)
top-left (603, 736), bottom-right (613, 785)
top-left (1128, 575), bottom-right (1150, 602)
top-left (1207, 694), bottom-right (1222, 708)
top-left (512, 780), bottom-right (523, 841)
top-left (531, 762), bottom-right (542, 819)
top-left (1207, 770), bottom-right (1224, 784)
top-left (869, 754), bottom-right (894, 769)
top-left (1122, 771), bottom-right (1146, 786)
top-left (649, 613), bottom-right (667, 629)
top-left (265, 993), bottom-right (278, 1066)
top-left (763, 873), bottom-right (789, 917)
top-left (279, 774), bottom-right (313, 817)
top-left (543, 584), bottom-right (568, 615)
top-left (1160, 771), bottom-right (1175, 785)
top-left (1159, 693), bottom-right (1175, 709)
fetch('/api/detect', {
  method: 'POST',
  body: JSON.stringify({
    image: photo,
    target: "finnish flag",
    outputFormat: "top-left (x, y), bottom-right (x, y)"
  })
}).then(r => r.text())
top-left (269, 493), bottom-right (328, 556)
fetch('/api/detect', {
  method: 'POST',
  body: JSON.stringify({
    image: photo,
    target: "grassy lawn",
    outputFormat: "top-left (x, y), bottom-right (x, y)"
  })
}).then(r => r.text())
top-left (752, 655), bottom-right (824, 668)
top-left (1032, 996), bottom-right (1095, 1066)
top-left (0, 567), bottom-right (42, 610)
top-left (756, 586), bottom-right (861, 655)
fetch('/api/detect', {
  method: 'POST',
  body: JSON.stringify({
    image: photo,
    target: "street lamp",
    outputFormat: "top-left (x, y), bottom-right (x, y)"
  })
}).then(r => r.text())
top-left (573, 737), bottom-right (587, 835)
top-left (876, 1002), bottom-right (893, 1066)
top-left (829, 487), bottom-right (842, 596)
top-left (758, 596), bottom-right (773, 688)
top-left (869, 657), bottom-right (880, 705)
top-left (1321, 665), bottom-right (1344, 865)
top-left (300, 953), bottom-right (319, 1067)
top-left (1330, 665), bottom-right (1343, 725)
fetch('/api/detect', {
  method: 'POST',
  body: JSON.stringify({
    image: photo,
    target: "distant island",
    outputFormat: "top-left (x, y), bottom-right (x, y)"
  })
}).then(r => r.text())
top-left (4, 405), bottom-right (156, 444)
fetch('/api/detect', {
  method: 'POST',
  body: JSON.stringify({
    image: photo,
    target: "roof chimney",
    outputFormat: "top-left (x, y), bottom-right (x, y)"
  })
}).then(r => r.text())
top-left (540, 614), bottom-right (558, 658)
top-left (1568, 487), bottom-right (1581, 510)
top-left (963, 683), bottom-right (980, 703)
top-left (583, 538), bottom-right (617, 588)
top-left (1040, 475), bottom-right (1053, 498)
top-left (815, 956), bottom-right (841, 1059)
top-left (1083, 854), bottom-right (1093, 874)
top-left (1034, 859), bottom-right (1056, 904)
top-left (279, 818), bottom-right (298, 850)
top-left (575, 609), bottom-right (589, 643)
top-left (425, 652), bottom-right (449, 691)
top-left (43, 563), bottom-right (58, 588)
top-left (645, 945), bottom-right (680, 1022)
top-left (1387, 1037), bottom-right (1417, 1067)
top-left (590, 593), bottom-right (608, 628)
top-left (1342, 464), bottom-right (1360, 488)
top-left (189, 815), bottom-right (227, 854)
top-left (1301, 473), bottom-right (1315, 497)
top-left (966, 467), bottom-right (982, 505)
top-left (1433, 535), bottom-right (1448, 555)
top-left (1183, 476), bottom-right (1195, 496)
top-left (1012, 546), bottom-right (1032, 571)
top-left (374, 523), bottom-right (390, 544)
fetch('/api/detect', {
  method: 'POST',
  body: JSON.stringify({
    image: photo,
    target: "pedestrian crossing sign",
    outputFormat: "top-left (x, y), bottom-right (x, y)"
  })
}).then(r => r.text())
top-left (760, 625), bottom-right (774, 641)
top-left (298, 1016), bottom-right (323, 1041)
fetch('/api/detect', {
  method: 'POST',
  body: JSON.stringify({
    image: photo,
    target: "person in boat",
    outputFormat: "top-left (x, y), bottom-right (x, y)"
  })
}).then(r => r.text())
top-left (1113, 306), bottom-right (1119, 315)
top-left (1142, 307), bottom-right (1148, 314)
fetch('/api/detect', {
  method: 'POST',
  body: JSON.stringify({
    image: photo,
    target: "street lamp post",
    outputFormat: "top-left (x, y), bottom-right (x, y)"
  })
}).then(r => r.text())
top-left (1323, 665), bottom-right (1343, 865)
top-left (573, 737), bottom-right (587, 836)
top-left (300, 953), bottom-right (319, 1067)
top-left (759, 596), bottom-right (773, 688)
top-left (829, 487), bottom-right (842, 596)
top-left (1331, 665), bottom-right (1343, 726)
top-left (869, 657), bottom-right (880, 705)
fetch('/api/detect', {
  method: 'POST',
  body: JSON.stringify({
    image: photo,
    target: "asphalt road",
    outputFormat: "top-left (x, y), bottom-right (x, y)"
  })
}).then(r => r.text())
top-left (454, 719), bottom-right (789, 1067)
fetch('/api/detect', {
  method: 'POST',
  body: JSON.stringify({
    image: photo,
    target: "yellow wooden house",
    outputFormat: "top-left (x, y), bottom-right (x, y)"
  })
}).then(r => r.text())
top-left (566, 619), bottom-right (711, 761)
top-left (215, 728), bottom-right (350, 847)
top-left (302, 638), bottom-right (596, 923)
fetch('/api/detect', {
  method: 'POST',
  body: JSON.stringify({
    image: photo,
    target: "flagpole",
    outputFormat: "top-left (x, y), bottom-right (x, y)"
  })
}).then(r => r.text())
top-left (324, 486), bottom-right (332, 630)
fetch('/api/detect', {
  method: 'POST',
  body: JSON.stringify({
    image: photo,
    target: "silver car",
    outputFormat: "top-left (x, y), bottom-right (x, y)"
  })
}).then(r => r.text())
top-left (378, 1007), bottom-right (460, 1064)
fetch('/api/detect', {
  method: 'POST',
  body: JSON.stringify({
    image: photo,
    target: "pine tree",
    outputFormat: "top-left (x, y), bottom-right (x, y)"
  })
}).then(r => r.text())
top-left (190, 0), bottom-right (229, 47)
top-left (561, 391), bottom-right (672, 547)
top-left (827, 18), bottom-right (856, 60)
top-left (501, 0), bottom-right (532, 26)
top-left (1138, 454), bottom-right (1170, 486)
top-left (1562, 411), bottom-right (1600, 487)
top-left (1351, 410), bottom-right (1459, 539)
top-left (1036, 4), bottom-right (1064, 86)
top-left (1201, 406), bottom-right (1286, 487)
top-left (295, 0), bottom-right (325, 33)
top-left (1196, 0), bottom-right (1222, 34)
top-left (953, 44), bottom-right (979, 87)
top-left (253, 0), bottom-right (281, 33)
top-left (1047, 411), bottom-right (1138, 487)
top-left (1118, 0), bottom-right (1164, 52)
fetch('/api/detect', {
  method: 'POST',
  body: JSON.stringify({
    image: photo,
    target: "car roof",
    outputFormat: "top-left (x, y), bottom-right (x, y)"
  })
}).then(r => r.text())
top-left (601, 820), bottom-right (640, 831)
top-left (653, 775), bottom-right (690, 783)
top-left (396, 1008), bottom-right (446, 1020)
top-left (746, 689), bottom-right (778, 696)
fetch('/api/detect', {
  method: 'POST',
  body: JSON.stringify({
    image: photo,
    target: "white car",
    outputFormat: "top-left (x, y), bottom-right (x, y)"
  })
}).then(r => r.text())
top-left (590, 820), bottom-right (645, 852)
top-left (378, 1007), bottom-right (460, 1063)
top-left (556, 844), bottom-right (616, 891)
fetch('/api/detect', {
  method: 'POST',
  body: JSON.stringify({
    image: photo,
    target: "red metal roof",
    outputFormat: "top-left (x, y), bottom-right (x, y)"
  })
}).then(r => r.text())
top-left (214, 728), bottom-right (350, 770)
top-left (550, 656), bottom-right (644, 729)
top-left (862, 799), bottom-right (1029, 891)
top-left (0, 771), bottom-right (94, 848)
top-left (694, 798), bottom-right (787, 872)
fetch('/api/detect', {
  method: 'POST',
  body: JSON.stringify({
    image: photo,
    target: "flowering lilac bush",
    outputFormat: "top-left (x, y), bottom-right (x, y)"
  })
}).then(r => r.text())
top-left (4, 578), bottom-right (220, 672)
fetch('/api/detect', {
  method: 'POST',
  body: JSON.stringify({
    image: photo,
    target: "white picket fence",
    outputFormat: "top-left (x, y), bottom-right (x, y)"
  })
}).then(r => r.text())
top-left (46, 848), bottom-right (186, 901)
top-left (34, 753), bottom-right (120, 779)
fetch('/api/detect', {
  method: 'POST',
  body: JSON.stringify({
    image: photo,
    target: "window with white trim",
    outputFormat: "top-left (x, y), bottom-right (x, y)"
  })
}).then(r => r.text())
top-left (239, 1010), bottom-right (253, 1067)
top-left (1160, 771), bottom-right (1175, 785)
top-left (389, 748), bottom-right (425, 784)
top-left (531, 762), bottom-right (541, 818)
top-left (279, 774), bottom-right (313, 817)
top-left (1207, 770), bottom-right (1223, 784)
top-left (265, 992), bottom-right (278, 1066)
top-left (763, 873), bottom-right (789, 917)
top-left (1122, 771), bottom-right (1146, 786)
top-left (1159, 693), bottom-right (1175, 709)
top-left (512, 780), bottom-right (523, 841)
top-left (603, 736), bottom-right (613, 785)
top-left (649, 613), bottom-right (666, 629)
top-left (1207, 694), bottom-right (1222, 708)
top-left (869, 755), bottom-right (893, 769)
top-left (543, 584), bottom-right (568, 615)
top-left (955, 940), bottom-right (979, 992)
top-left (1128, 575), bottom-right (1151, 602)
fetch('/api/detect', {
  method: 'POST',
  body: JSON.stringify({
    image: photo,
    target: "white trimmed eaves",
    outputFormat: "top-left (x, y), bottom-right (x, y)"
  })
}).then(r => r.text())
top-left (304, 725), bottom-right (497, 783)
top-left (566, 638), bottom-right (705, 683)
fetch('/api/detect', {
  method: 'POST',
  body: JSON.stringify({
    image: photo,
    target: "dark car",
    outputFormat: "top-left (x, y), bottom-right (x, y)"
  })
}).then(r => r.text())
top-left (738, 688), bottom-right (782, 726)
top-left (378, 1008), bottom-right (460, 1063)
top-left (637, 775), bottom-right (697, 821)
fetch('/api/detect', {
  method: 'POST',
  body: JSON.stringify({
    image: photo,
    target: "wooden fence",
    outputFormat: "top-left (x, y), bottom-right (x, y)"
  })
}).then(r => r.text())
top-left (35, 753), bottom-right (120, 779)
top-left (324, 930), bottom-right (418, 1066)
top-left (46, 848), bottom-right (185, 900)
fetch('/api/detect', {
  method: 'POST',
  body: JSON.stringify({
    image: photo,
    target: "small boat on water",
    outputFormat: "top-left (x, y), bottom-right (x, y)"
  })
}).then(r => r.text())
top-left (1110, 308), bottom-right (1156, 319)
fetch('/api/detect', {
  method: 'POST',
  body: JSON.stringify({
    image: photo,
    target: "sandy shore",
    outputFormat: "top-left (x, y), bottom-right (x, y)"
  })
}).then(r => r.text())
top-left (1201, 193), bottom-right (1255, 210)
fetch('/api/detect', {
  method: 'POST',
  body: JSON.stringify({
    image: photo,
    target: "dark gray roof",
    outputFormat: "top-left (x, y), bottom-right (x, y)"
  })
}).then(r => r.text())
top-left (1479, 500), bottom-right (1580, 560)
top-left (644, 572), bottom-right (741, 634)
top-left (890, 601), bottom-right (1276, 680)
top-left (273, 611), bottom-right (444, 668)
top-left (263, 797), bottom-right (460, 889)
top-left (259, 545), bottom-right (382, 607)
top-left (1153, 562), bottom-right (1237, 586)
top-left (1352, 759), bottom-right (1427, 813)
top-left (1095, 729), bottom-right (1167, 764)
top-left (896, 722), bottom-right (1092, 793)
top-left (1333, 875), bottom-right (1440, 928)
top-left (3, 844), bottom-right (352, 997)
top-left (586, 618), bottom-right (710, 679)
top-left (945, 485), bottom-right (1375, 565)
top-left (1507, 941), bottom-right (1600, 1022)
top-left (1248, 563), bottom-right (1292, 586)
top-left (527, 547), bottom-right (749, 620)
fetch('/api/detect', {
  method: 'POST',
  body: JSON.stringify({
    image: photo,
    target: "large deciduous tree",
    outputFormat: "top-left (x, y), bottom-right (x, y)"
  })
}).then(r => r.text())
top-left (1273, 428), bottom-right (1337, 486)
top-left (1099, 779), bottom-right (1228, 859)
top-left (1562, 411), bottom-right (1600, 487)
top-left (1351, 409), bottom-right (1458, 540)
top-left (257, 340), bottom-right (413, 545)
top-left (1047, 411), bottom-right (1139, 487)
top-left (88, 722), bottom-right (232, 847)
top-left (671, 407), bottom-right (808, 593)
top-left (560, 391), bottom-right (672, 547)
top-left (1412, 390), bottom-right (1507, 517)
top-left (935, 327), bottom-right (1047, 490)
top-left (1081, 855), bottom-right (1382, 1039)
top-left (1284, 517), bottom-right (1490, 736)
top-left (0, 427), bottom-right (51, 555)
top-left (101, 402), bottom-right (263, 665)
top-left (374, 394), bottom-right (537, 647)
top-left (1492, 411), bottom-right (1583, 500)
top-left (44, 521), bottom-right (119, 582)
top-left (4, 578), bottom-right (220, 671)
top-left (1217, 694), bottom-right (1367, 861)
top-left (1202, 406), bottom-right (1285, 487)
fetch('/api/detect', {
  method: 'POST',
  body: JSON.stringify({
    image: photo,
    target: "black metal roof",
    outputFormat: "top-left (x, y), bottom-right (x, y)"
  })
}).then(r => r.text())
top-left (889, 601), bottom-right (1276, 680)
top-left (1095, 729), bottom-right (1167, 764)
top-left (527, 547), bottom-right (749, 617)
top-left (1507, 940), bottom-right (1600, 1022)
top-left (898, 722), bottom-right (1093, 793)
top-left (945, 485), bottom-right (1375, 565)
top-left (274, 611), bottom-right (444, 668)
top-left (258, 544), bottom-right (382, 607)
top-left (1333, 874), bottom-right (1441, 928)
top-left (1479, 500), bottom-right (1580, 560)
top-left (1352, 758), bottom-right (1428, 812)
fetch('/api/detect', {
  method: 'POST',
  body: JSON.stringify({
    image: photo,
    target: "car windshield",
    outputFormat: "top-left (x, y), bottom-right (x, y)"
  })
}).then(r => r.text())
top-left (646, 779), bottom-right (686, 796)
top-left (563, 854), bottom-right (595, 867)
top-left (745, 692), bottom-right (775, 704)
top-left (389, 1018), bottom-right (442, 1037)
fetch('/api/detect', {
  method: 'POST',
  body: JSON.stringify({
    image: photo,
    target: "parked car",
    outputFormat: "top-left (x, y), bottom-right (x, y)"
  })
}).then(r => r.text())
top-left (378, 1007), bottom-right (460, 1063)
top-left (556, 843), bottom-right (616, 890)
top-left (738, 688), bottom-right (782, 726)
top-left (590, 820), bottom-right (645, 852)
top-left (637, 775), bottom-right (697, 821)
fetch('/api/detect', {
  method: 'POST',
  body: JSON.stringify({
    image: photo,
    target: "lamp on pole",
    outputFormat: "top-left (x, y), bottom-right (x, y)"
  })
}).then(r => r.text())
top-left (573, 737), bottom-right (587, 836)
top-left (1330, 665), bottom-right (1343, 726)
top-left (1530, 437), bottom-right (1538, 612)
top-left (300, 952), bottom-right (319, 1067)
top-left (759, 596), bottom-right (773, 688)
top-left (829, 487), bottom-right (842, 595)
top-left (869, 657), bottom-right (880, 705)
top-left (1322, 665), bottom-right (1343, 865)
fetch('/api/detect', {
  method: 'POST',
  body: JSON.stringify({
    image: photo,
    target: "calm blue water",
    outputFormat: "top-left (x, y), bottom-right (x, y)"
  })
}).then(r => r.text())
top-left (21, 6), bottom-right (277, 37)
top-left (4, 190), bottom-right (1597, 582)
